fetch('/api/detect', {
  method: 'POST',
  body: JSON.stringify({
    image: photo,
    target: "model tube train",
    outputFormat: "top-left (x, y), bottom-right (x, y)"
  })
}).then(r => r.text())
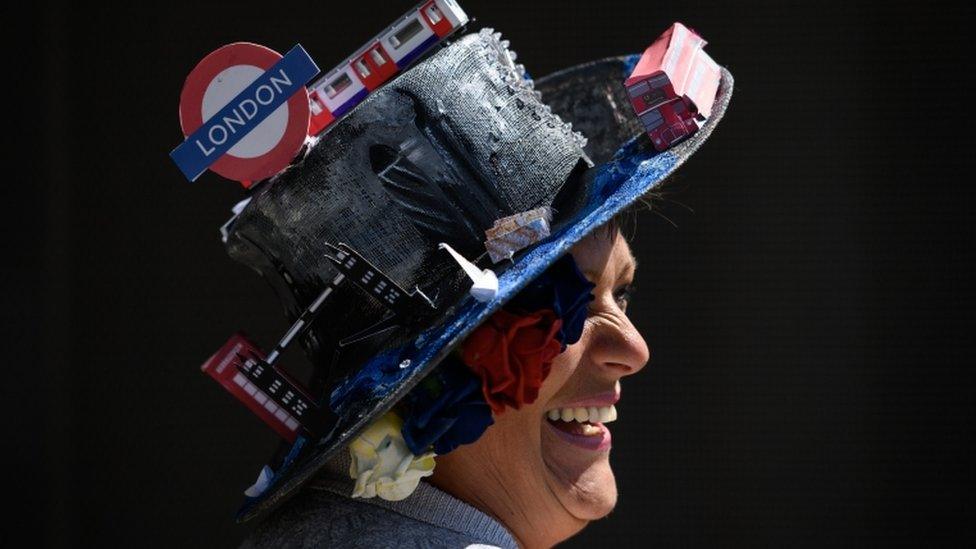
top-left (307, 0), bottom-right (469, 136)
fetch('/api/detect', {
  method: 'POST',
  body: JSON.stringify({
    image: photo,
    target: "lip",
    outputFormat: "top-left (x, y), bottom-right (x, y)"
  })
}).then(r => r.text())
top-left (544, 420), bottom-right (612, 451)
top-left (554, 389), bottom-right (620, 410)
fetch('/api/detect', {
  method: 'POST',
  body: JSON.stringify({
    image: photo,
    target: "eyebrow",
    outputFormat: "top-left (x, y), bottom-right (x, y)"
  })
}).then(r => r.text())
top-left (582, 255), bottom-right (638, 285)
top-left (621, 256), bottom-right (637, 281)
top-left (582, 269), bottom-right (601, 284)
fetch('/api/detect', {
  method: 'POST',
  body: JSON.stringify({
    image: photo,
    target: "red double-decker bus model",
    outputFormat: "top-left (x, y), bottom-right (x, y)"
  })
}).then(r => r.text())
top-left (626, 22), bottom-right (721, 151)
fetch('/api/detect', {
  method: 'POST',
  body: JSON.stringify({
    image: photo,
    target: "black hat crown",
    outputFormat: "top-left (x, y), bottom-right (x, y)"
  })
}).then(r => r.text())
top-left (225, 30), bottom-right (591, 394)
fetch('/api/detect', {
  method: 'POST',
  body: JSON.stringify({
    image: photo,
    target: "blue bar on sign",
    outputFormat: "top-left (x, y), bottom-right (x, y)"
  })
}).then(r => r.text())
top-left (170, 44), bottom-right (320, 182)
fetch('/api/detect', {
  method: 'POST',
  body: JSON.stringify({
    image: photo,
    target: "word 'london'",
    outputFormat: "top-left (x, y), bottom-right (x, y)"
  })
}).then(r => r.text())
top-left (194, 68), bottom-right (295, 157)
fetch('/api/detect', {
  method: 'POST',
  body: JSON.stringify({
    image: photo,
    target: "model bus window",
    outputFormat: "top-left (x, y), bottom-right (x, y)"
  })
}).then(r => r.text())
top-left (642, 87), bottom-right (666, 106)
top-left (390, 18), bottom-right (423, 49)
top-left (356, 59), bottom-right (371, 78)
top-left (370, 49), bottom-right (386, 66)
top-left (426, 4), bottom-right (443, 24)
top-left (649, 74), bottom-right (669, 89)
top-left (628, 80), bottom-right (650, 98)
top-left (326, 73), bottom-right (353, 98)
top-left (640, 109), bottom-right (663, 130)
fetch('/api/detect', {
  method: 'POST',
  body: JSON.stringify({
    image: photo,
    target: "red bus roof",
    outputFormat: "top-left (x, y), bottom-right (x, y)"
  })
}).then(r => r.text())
top-left (625, 22), bottom-right (721, 117)
top-left (625, 22), bottom-right (706, 90)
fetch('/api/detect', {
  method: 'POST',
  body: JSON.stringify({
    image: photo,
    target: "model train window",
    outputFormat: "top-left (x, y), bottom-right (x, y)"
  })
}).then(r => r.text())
top-left (370, 49), bottom-right (386, 66)
top-left (309, 93), bottom-right (324, 114)
top-left (326, 73), bottom-right (353, 98)
top-left (640, 109), bottom-right (664, 130)
top-left (390, 18), bottom-right (424, 49)
top-left (425, 4), bottom-right (443, 24)
top-left (672, 100), bottom-right (686, 114)
top-left (356, 59), bottom-right (371, 78)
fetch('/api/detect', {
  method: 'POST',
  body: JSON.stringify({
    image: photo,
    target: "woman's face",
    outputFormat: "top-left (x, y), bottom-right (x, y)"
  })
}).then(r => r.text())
top-left (432, 230), bottom-right (650, 545)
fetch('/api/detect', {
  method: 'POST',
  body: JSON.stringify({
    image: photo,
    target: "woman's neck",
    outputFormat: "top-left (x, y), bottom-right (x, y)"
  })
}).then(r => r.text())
top-left (430, 444), bottom-right (588, 548)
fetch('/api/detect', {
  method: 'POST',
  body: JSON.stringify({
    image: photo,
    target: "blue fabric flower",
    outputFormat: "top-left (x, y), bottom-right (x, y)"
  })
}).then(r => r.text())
top-left (505, 254), bottom-right (595, 348)
top-left (400, 357), bottom-right (494, 455)
top-left (330, 348), bottom-right (409, 415)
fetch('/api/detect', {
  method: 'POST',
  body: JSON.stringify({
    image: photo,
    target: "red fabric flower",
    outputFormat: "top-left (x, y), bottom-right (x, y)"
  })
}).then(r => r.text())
top-left (461, 308), bottom-right (563, 414)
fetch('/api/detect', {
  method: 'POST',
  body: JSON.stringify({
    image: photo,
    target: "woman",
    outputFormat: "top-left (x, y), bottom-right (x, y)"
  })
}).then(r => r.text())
top-left (222, 27), bottom-right (731, 549)
top-left (244, 225), bottom-right (645, 548)
top-left (428, 225), bottom-right (647, 546)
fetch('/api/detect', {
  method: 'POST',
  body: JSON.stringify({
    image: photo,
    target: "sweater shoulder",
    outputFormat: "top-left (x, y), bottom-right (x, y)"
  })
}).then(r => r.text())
top-left (240, 489), bottom-right (496, 549)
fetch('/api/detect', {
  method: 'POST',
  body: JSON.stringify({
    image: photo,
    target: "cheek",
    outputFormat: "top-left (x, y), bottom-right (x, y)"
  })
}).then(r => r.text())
top-left (483, 342), bottom-right (586, 455)
top-left (469, 336), bottom-right (591, 464)
top-left (538, 337), bottom-right (587, 403)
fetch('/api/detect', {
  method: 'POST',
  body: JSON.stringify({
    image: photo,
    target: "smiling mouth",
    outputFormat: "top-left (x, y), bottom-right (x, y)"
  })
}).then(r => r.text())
top-left (544, 405), bottom-right (617, 450)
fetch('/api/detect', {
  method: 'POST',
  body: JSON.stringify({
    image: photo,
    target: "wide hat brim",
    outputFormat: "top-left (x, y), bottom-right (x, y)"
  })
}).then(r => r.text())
top-left (236, 55), bottom-right (734, 522)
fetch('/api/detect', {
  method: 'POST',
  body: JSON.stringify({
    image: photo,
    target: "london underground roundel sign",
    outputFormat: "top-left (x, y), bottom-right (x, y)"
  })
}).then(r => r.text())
top-left (171, 42), bottom-right (319, 187)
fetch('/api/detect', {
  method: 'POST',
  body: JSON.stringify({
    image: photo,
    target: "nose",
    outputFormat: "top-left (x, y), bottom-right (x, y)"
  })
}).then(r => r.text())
top-left (586, 309), bottom-right (650, 378)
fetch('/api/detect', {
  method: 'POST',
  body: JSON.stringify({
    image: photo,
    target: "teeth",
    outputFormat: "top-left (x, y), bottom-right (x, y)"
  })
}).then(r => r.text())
top-left (547, 405), bottom-right (617, 424)
top-left (573, 407), bottom-right (587, 422)
top-left (579, 423), bottom-right (602, 436)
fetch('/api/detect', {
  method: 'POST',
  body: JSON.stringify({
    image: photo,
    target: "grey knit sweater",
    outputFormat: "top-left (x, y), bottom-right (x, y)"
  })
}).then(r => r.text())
top-left (241, 454), bottom-right (519, 548)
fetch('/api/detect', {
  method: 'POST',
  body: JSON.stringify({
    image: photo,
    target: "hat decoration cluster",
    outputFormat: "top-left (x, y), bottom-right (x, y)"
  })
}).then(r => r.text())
top-left (170, 0), bottom-right (472, 186)
top-left (340, 254), bottom-right (595, 501)
top-left (178, 0), bottom-right (721, 507)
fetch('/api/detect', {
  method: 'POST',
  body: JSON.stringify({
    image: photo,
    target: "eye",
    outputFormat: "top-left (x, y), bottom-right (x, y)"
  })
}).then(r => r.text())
top-left (613, 283), bottom-right (636, 309)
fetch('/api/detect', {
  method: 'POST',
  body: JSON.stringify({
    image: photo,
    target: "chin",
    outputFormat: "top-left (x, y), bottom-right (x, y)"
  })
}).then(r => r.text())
top-left (561, 458), bottom-right (619, 521)
top-left (541, 424), bottom-right (619, 522)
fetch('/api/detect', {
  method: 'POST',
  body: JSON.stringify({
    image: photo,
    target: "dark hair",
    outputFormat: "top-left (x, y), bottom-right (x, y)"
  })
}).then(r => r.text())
top-left (595, 185), bottom-right (680, 243)
top-left (595, 200), bottom-right (643, 242)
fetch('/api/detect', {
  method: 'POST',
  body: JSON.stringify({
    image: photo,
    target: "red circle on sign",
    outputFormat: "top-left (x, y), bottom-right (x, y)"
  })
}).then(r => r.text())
top-left (178, 42), bottom-right (310, 185)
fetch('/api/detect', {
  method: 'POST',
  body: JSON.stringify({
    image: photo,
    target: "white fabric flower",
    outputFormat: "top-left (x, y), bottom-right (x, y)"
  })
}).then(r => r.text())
top-left (348, 412), bottom-right (436, 501)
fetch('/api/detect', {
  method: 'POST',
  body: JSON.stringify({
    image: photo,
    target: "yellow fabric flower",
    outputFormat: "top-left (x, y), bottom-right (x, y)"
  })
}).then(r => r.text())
top-left (348, 412), bottom-right (436, 501)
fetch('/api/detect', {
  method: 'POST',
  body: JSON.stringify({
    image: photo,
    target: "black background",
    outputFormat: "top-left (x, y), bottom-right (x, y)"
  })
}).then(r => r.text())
top-left (8, 0), bottom-right (974, 547)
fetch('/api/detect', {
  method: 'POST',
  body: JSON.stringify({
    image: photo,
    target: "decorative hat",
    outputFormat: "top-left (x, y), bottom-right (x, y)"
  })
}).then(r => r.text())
top-left (213, 26), bottom-right (732, 521)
